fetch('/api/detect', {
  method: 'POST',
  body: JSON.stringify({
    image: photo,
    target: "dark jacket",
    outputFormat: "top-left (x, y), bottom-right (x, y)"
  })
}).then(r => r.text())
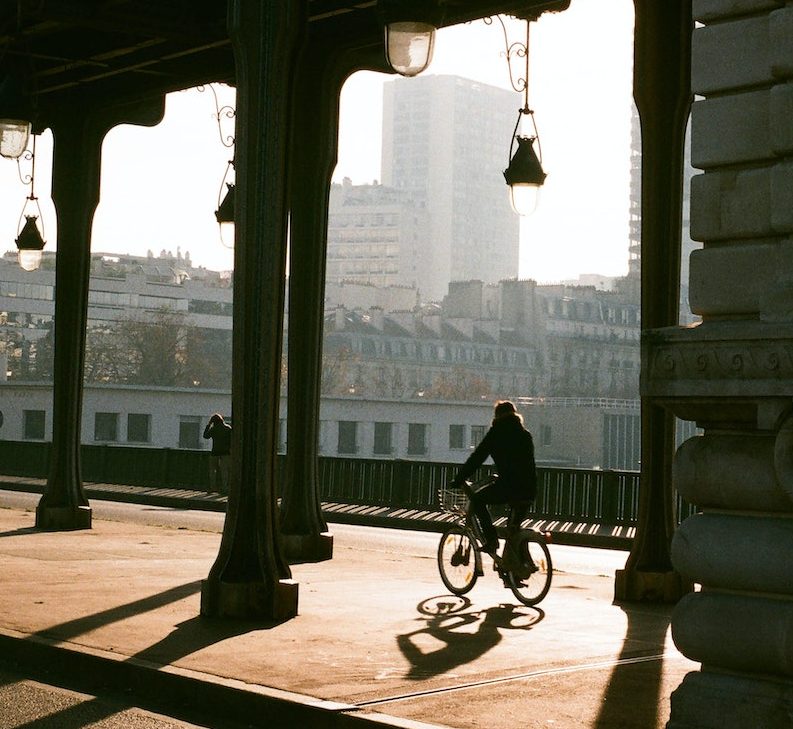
top-left (203, 420), bottom-right (231, 456)
top-left (453, 414), bottom-right (537, 500)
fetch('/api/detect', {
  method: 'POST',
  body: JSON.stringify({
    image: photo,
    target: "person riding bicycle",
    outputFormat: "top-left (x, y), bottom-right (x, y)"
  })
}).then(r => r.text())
top-left (450, 400), bottom-right (537, 559)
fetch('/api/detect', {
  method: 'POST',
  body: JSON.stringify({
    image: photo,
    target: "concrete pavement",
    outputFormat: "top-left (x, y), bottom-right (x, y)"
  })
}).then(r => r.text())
top-left (0, 499), bottom-right (695, 729)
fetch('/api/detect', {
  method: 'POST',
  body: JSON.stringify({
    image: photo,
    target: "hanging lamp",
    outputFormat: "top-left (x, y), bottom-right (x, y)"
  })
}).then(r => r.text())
top-left (377, 0), bottom-right (444, 77)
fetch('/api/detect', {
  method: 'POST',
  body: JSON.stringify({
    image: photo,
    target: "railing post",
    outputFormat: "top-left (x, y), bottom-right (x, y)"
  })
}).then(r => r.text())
top-left (392, 459), bottom-right (411, 506)
top-left (601, 470), bottom-right (620, 525)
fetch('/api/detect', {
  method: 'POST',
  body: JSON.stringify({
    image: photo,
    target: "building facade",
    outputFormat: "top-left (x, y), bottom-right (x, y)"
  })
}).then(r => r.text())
top-left (323, 277), bottom-right (640, 403)
top-left (326, 178), bottom-right (431, 289)
top-left (381, 75), bottom-right (521, 300)
top-left (0, 380), bottom-right (642, 471)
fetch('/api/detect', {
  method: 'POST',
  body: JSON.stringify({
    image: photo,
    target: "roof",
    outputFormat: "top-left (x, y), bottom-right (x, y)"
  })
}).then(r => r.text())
top-left (1, 1), bottom-right (569, 127)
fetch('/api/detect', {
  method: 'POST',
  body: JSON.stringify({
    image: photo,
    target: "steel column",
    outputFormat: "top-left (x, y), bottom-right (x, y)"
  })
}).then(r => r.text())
top-left (35, 99), bottom-right (164, 531)
top-left (614, 0), bottom-right (693, 602)
top-left (201, 0), bottom-right (305, 619)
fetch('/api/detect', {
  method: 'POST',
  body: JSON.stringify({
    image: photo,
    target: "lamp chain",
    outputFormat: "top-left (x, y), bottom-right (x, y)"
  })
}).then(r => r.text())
top-left (198, 83), bottom-right (236, 149)
top-left (486, 15), bottom-right (543, 167)
top-left (16, 134), bottom-right (44, 239)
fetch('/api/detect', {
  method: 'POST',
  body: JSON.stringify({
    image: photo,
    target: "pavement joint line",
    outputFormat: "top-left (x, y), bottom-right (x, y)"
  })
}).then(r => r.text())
top-left (353, 652), bottom-right (678, 707)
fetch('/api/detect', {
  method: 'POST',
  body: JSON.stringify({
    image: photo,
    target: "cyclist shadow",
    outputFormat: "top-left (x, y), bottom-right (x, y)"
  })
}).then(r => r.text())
top-left (397, 596), bottom-right (544, 680)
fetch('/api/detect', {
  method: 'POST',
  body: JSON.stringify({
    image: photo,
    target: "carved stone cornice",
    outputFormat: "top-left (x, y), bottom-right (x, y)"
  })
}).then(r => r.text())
top-left (643, 322), bottom-right (793, 399)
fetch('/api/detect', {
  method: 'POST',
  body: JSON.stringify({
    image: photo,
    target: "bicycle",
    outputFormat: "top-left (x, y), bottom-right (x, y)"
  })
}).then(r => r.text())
top-left (436, 478), bottom-right (553, 607)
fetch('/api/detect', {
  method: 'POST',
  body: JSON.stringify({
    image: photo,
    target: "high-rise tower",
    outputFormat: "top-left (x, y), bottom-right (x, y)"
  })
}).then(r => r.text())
top-left (381, 75), bottom-right (520, 301)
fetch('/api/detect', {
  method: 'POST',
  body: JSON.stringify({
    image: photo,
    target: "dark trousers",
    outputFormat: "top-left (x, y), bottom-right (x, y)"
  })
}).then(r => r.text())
top-left (470, 480), bottom-right (529, 547)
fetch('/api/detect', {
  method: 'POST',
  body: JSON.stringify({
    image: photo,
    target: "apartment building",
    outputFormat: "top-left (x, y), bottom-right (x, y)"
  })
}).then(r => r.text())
top-left (381, 75), bottom-right (520, 300)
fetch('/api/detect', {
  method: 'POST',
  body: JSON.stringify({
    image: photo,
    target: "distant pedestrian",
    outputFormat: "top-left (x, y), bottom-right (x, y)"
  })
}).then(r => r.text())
top-left (203, 413), bottom-right (231, 494)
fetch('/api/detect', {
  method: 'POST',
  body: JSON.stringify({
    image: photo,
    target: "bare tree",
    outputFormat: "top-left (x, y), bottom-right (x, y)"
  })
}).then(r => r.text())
top-left (425, 367), bottom-right (492, 401)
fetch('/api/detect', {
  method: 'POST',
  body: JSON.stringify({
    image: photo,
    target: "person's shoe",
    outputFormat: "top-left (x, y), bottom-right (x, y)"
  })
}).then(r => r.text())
top-left (512, 561), bottom-right (539, 579)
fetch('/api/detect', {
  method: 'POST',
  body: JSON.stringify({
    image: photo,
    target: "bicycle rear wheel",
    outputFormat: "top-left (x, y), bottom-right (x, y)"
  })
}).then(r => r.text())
top-left (506, 531), bottom-right (552, 606)
top-left (437, 526), bottom-right (479, 595)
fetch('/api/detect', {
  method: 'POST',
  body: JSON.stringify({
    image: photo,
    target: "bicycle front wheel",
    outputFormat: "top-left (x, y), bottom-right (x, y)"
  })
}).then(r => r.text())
top-left (437, 526), bottom-right (479, 595)
top-left (507, 531), bottom-right (552, 606)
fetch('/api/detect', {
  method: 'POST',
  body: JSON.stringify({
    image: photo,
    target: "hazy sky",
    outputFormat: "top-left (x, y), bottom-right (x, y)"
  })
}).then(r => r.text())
top-left (0, 0), bottom-right (634, 285)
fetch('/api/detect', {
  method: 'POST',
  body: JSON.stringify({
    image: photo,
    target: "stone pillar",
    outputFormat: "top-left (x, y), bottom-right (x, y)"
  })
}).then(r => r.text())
top-left (647, 1), bottom-right (793, 724)
top-left (35, 99), bottom-right (164, 531)
top-left (200, 0), bottom-right (303, 620)
top-left (615, 0), bottom-right (693, 602)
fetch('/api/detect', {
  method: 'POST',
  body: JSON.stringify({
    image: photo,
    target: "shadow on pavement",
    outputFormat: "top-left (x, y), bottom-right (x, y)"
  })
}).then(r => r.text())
top-left (10, 697), bottom-right (129, 729)
top-left (135, 614), bottom-right (272, 666)
top-left (593, 603), bottom-right (671, 728)
top-left (398, 597), bottom-right (543, 680)
top-left (34, 581), bottom-right (203, 643)
top-left (13, 582), bottom-right (266, 729)
top-left (0, 526), bottom-right (41, 539)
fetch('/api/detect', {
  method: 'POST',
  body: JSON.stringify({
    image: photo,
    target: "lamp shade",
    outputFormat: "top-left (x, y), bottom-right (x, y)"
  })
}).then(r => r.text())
top-left (377, 0), bottom-right (443, 77)
top-left (0, 72), bottom-right (33, 160)
top-left (385, 22), bottom-right (436, 77)
top-left (15, 215), bottom-right (45, 271)
top-left (503, 136), bottom-right (546, 216)
top-left (215, 183), bottom-right (235, 224)
top-left (0, 119), bottom-right (31, 160)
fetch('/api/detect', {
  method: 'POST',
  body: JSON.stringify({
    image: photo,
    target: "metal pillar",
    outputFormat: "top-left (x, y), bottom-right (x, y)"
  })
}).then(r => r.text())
top-left (35, 100), bottom-right (164, 531)
top-left (614, 0), bottom-right (693, 602)
top-left (201, 0), bottom-right (304, 620)
top-left (279, 39), bottom-right (340, 563)
top-left (280, 23), bottom-right (383, 563)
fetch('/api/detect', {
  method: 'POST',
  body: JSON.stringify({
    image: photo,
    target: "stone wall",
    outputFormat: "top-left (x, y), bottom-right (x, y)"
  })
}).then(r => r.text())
top-left (656, 1), bottom-right (793, 725)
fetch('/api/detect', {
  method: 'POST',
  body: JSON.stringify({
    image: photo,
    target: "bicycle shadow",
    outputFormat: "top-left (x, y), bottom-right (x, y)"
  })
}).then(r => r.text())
top-left (397, 596), bottom-right (543, 680)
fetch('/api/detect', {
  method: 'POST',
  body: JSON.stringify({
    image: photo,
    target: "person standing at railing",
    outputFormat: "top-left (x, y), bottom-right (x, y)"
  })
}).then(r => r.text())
top-left (203, 413), bottom-right (232, 494)
top-left (450, 400), bottom-right (537, 556)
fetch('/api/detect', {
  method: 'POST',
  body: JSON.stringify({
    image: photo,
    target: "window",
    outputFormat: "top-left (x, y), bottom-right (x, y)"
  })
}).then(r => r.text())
top-left (470, 425), bottom-right (486, 448)
top-left (373, 422), bottom-right (393, 455)
top-left (337, 421), bottom-right (358, 454)
top-left (23, 409), bottom-right (45, 440)
top-left (94, 412), bottom-right (118, 442)
top-left (449, 424), bottom-right (465, 450)
top-left (407, 423), bottom-right (427, 455)
top-left (179, 416), bottom-right (201, 449)
top-left (541, 424), bottom-right (552, 446)
top-left (127, 413), bottom-right (151, 443)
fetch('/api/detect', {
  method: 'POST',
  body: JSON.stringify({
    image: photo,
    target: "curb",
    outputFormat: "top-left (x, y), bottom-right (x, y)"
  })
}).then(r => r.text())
top-left (0, 629), bottom-right (447, 729)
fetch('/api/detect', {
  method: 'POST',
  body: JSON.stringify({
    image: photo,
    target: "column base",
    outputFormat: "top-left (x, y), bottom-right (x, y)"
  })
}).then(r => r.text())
top-left (35, 505), bottom-right (92, 531)
top-left (281, 531), bottom-right (333, 564)
top-left (669, 671), bottom-right (793, 728)
top-left (614, 568), bottom-right (691, 603)
top-left (200, 577), bottom-right (298, 621)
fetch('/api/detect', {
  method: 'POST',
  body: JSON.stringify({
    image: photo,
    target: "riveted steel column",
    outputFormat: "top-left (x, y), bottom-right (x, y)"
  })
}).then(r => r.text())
top-left (201, 0), bottom-right (304, 619)
top-left (280, 19), bottom-right (383, 563)
top-left (614, 0), bottom-right (693, 602)
top-left (36, 99), bottom-right (164, 531)
top-left (279, 37), bottom-right (340, 563)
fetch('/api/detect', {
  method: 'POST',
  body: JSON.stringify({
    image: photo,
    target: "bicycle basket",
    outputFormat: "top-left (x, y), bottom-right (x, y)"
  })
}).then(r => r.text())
top-left (439, 483), bottom-right (469, 513)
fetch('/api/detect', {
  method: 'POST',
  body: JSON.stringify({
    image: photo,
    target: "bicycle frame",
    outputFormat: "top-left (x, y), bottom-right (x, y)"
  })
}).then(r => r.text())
top-left (437, 478), bottom-right (553, 605)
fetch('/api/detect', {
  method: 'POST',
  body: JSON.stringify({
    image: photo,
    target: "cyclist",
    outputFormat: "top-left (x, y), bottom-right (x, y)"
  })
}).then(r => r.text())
top-left (450, 400), bottom-right (537, 559)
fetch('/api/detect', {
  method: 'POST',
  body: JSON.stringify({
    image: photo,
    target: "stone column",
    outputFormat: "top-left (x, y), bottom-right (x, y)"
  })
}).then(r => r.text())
top-left (615, 0), bottom-right (693, 602)
top-left (648, 1), bottom-right (793, 725)
top-left (200, 0), bottom-right (303, 620)
top-left (35, 99), bottom-right (164, 531)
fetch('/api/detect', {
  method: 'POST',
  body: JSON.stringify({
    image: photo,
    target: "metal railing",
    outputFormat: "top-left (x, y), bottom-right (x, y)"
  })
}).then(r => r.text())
top-left (0, 440), bottom-right (695, 529)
